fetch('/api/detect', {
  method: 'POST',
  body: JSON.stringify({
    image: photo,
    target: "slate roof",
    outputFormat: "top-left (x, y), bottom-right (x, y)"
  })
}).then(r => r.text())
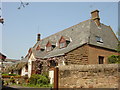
top-left (30, 17), bottom-right (118, 59)
top-left (4, 58), bottom-right (28, 72)
top-left (4, 59), bottom-right (20, 63)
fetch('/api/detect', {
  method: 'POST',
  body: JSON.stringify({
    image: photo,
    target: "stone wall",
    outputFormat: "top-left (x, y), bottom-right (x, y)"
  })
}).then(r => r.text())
top-left (65, 45), bottom-right (89, 65)
top-left (59, 64), bottom-right (120, 88)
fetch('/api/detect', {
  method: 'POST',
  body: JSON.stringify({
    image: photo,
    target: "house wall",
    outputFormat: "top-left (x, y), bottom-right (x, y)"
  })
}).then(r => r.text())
top-left (88, 45), bottom-right (119, 64)
top-left (28, 53), bottom-right (36, 78)
top-left (21, 66), bottom-right (28, 76)
top-left (65, 45), bottom-right (89, 65)
top-left (64, 44), bottom-right (118, 65)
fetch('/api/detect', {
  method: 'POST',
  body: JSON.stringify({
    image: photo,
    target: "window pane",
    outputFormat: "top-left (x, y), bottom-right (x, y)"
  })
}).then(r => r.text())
top-left (46, 47), bottom-right (52, 51)
top-left (60, 42), bottom-right (65, 48)
top-left (96, 36), bottom-right (103, 43)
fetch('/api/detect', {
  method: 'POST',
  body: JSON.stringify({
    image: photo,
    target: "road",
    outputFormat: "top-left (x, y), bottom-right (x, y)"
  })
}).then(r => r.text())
top-left (2, 85), bottom-right (52, 90)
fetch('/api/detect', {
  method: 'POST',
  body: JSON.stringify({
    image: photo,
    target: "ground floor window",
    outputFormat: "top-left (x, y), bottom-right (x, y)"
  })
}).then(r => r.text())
top-left (98, 56), bottom-right (104, 64)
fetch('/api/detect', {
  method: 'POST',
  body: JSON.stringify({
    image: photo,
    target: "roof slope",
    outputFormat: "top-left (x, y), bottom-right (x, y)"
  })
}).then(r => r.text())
top-left (89, 20), bottom-right (118, 50)
top-left (30, 19), bottom-right (118, 59)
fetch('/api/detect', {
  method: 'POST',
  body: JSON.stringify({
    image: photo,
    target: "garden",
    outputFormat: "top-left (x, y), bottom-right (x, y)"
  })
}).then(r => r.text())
top-left (2, 73), bottom-right (53, 88)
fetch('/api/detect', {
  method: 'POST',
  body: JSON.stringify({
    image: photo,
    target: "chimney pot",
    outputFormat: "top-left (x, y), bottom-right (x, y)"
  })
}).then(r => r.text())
top-left (91, 10), bottom-right (100, 26)
top-left (37, 33), bottom-right (41, 41)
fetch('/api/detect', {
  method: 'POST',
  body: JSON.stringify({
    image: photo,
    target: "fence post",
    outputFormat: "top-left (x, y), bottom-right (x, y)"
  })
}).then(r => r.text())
top-left (54, 67), bottom-right (59, 90)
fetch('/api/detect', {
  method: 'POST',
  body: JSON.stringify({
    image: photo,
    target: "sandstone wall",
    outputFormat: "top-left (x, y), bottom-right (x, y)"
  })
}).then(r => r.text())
top-left (59, 64), bottom-right (120, 88)
top-left (88, 45), bottom-right (119, 64)
top-left (65, 45), bottom-right (89, 65)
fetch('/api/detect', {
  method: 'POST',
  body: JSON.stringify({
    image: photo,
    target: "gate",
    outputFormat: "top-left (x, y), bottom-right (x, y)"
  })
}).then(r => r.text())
top-left (49, 67), bottom-right (59, 90)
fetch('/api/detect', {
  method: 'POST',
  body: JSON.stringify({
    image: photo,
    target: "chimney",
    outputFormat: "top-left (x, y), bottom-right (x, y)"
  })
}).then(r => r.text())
top-left (37, 33), bottom-right (41, 41)
top-left (91, 10), bottom-right (100, 26)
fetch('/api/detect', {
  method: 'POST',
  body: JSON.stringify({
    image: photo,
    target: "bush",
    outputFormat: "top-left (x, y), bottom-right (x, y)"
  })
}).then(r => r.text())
top-left (2, 73), bottom-right (17, 76)
top-left (108, 55), bottom-right (120, 64)
top-left (29, 74), bottom-right (50, 86)
top-left (9, 74), bottom-right (17, 76)
top-left (37, 75), bottom-right (49, 85)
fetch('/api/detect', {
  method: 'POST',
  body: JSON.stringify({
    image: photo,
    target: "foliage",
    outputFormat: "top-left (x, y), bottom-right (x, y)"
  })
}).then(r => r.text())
top-left (10, 76), bottom-right (15, 83)
top-left (117, 41), bottom-right (120, 53)
top-left (2, 73), bottom-right (17, 76)
top-left (41, 72), bottom-right (49, 78)
top-left (29, 74), bottom-right (50, 86)
top-left (108, 55), bottom-right (120, 64)
top-left (22, 83), bottom-right (53, 88)
top-left (9, 74), bottom-right (17, 76)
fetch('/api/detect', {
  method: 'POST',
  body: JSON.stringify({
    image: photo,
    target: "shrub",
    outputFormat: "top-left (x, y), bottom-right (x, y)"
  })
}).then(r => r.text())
top-left (108, 55), bottom-right (120, 64)
top-left (29, 74), bottom-right (50, 86)
top-left (9, 74), bottom-right (17, 76)
top-left (37, 75), bottom-right (49, 85)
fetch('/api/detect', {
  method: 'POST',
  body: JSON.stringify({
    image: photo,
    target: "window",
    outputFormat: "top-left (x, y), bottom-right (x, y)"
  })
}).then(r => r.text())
top-left (59, 36), bottom-right (70, 48)
top-left (96, 36), bottom-right (103, 43)
top-left (46, 46), bottom-right (52, 52)
top-left (60, 42), bottom-right (66, 48)
top-left (25, 65), bottom-right (28, 72)
top-left (46, 41), bottom-right (56, 52)
top-left (49, 60), bottom-right (57, 67)
top-left (41, 48), bottom-right (44, 51)
top-left (98, 56), bottom-right (104, 64)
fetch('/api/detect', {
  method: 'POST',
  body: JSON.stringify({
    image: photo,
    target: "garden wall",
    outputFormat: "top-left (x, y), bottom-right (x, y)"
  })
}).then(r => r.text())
top-left (59, 64), bottom-right (120, 88)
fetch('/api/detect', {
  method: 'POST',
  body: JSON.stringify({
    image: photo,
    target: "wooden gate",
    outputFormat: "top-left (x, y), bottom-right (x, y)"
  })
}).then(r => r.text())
top-left (49, 67), bottom-right (59, 89)
top-left (54, 67), bottom-right (59, 90)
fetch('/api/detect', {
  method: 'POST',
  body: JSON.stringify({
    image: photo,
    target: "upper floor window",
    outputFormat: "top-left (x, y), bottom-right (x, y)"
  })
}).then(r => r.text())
top-left (59, 36), bottom-right (70, 49)
top-left (36, 45), bottom-right (45, 51)
top-left (96, 36), bottom-right (103, 43)
top-left (46, 41), bottom-right (56, 52)
top-left (60, 42), bottom-right (66, 48)
top-left (46, 46), bottom-right (52, 52)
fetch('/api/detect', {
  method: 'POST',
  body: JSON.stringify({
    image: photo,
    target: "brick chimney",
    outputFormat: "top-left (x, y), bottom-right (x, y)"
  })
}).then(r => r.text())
top-left (37, 33), bottom-right (41, 41)
top-left (91, 10), bottom-right (100, 26)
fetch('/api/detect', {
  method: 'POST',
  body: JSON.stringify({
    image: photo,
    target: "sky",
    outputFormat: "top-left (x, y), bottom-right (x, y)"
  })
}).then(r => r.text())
top-left (0, 1), bottom-right (119, 59)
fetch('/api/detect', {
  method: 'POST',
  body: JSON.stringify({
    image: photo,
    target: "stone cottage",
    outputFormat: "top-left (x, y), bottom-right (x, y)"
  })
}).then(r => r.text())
top-left (4, 10), bottom-right (118, 78)
top-left (24, 10), bottom-right (119, 78)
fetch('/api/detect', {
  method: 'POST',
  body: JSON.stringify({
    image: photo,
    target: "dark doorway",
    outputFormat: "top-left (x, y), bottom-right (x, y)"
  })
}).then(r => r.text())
top-left (98, 56), bottom-right (104, 64)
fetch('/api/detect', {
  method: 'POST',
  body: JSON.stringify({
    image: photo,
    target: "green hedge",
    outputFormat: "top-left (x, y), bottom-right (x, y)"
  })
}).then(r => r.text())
top-left (29, 74), bottom-right (50, 86)
top-left (2, 74), bottom-right (17, 76)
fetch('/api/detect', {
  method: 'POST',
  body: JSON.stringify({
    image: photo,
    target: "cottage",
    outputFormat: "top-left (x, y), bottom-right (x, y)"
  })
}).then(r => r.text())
top-left (4, 58), bottom-right (28, 76)
top-left (24, 10), bottom-right (118, 78)
top-left (5, 9), bottom-right (118, 85)
top-left (0, 53), bottom-right (6, 72)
